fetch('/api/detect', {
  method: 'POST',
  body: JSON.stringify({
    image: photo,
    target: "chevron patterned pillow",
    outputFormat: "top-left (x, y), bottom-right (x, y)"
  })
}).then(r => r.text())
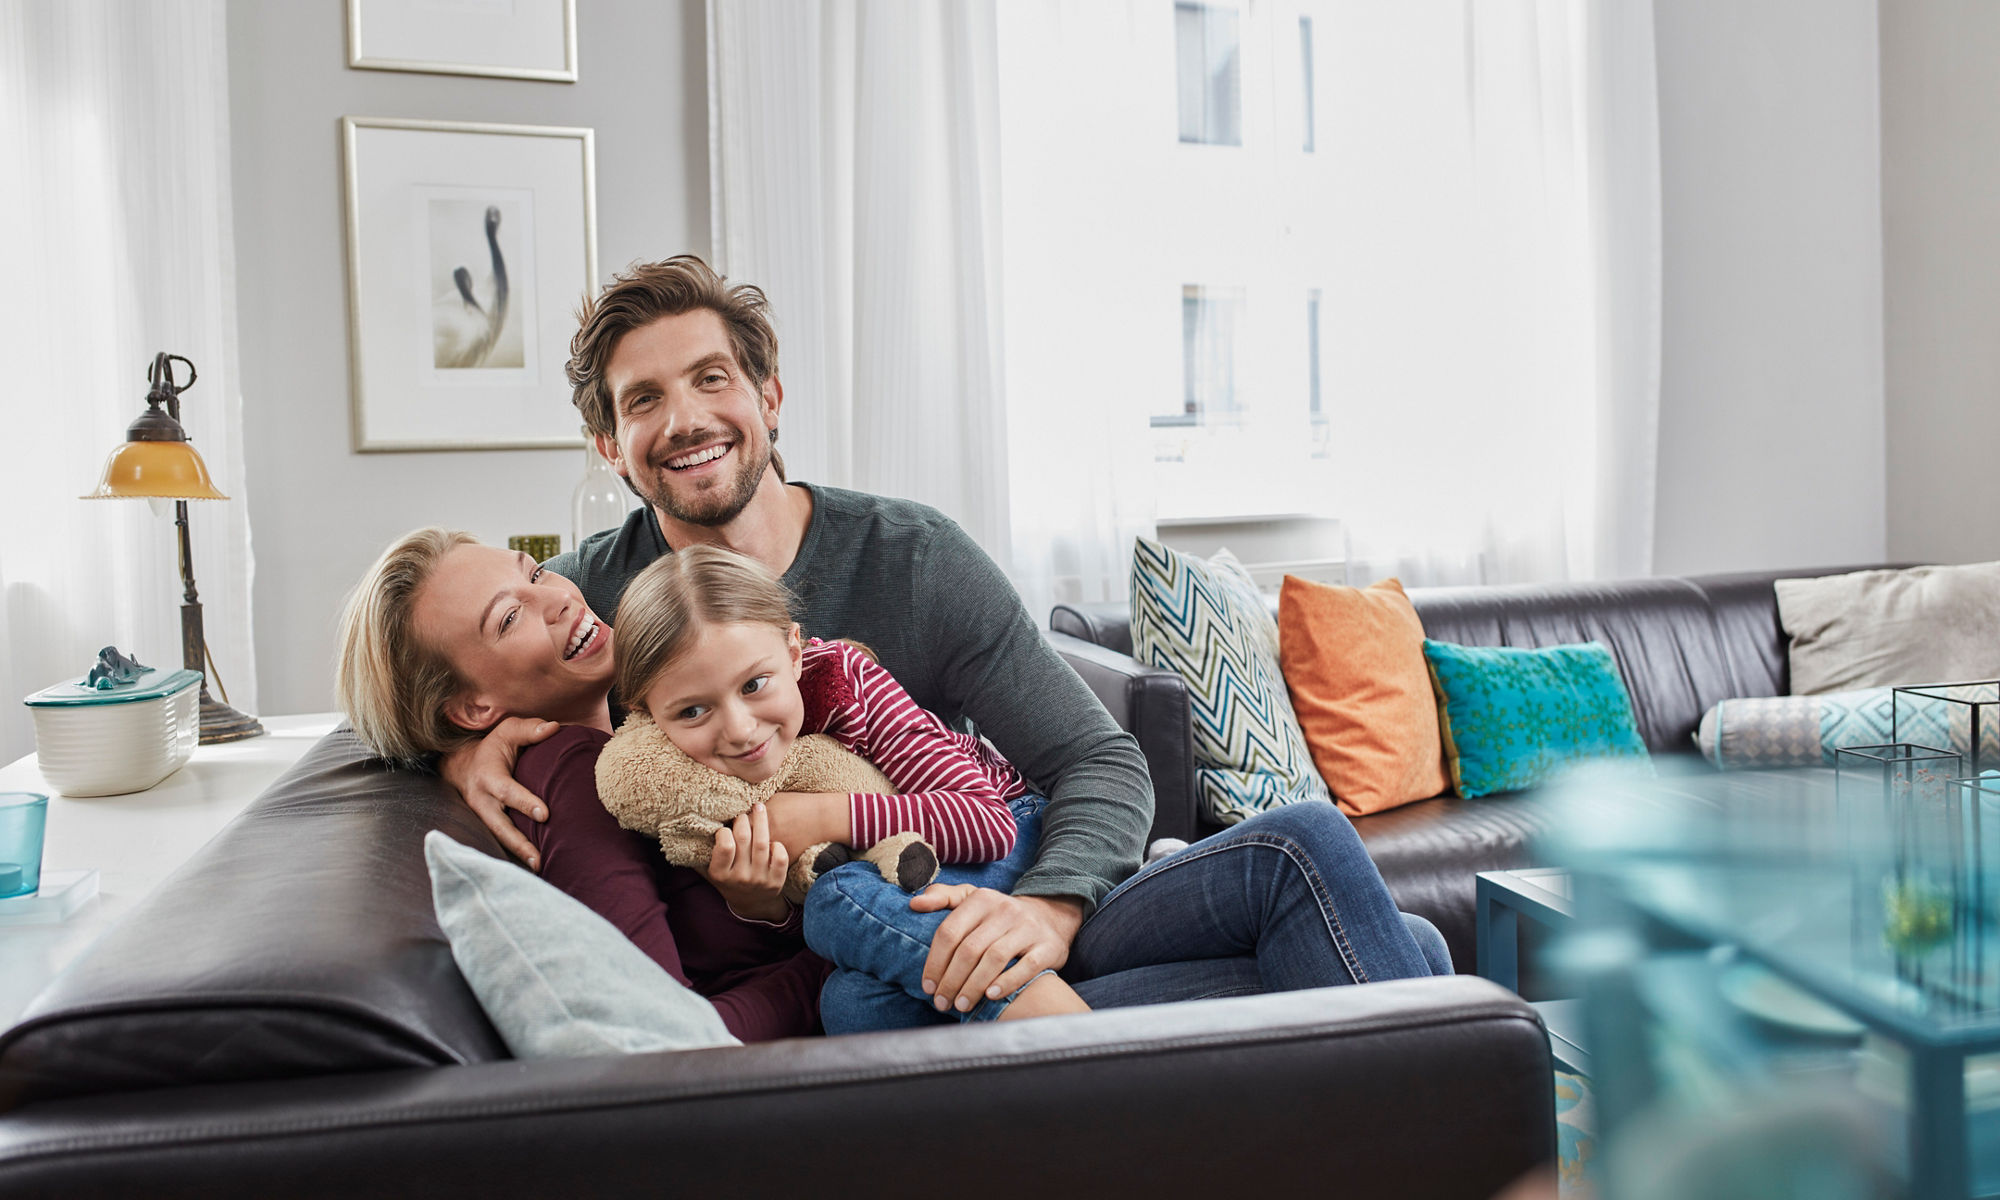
top-left (1130, 538), bottom-right (1332, 825)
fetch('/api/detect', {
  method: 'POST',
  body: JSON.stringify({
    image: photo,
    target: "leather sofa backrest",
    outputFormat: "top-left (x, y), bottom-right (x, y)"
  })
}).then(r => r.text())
top-left (1682, 565), bottom-right (1911, 703)
top-left (1052, 567), bottom-right (1903, 758)
top-left (0, 729), bottom-right (510, 1106)
top-left (1405, 578), bottom-right (1737, 754)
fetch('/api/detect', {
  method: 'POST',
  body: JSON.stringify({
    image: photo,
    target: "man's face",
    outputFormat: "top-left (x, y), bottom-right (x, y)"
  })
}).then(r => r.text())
top-left (598, 310), bottom-right (781, 528)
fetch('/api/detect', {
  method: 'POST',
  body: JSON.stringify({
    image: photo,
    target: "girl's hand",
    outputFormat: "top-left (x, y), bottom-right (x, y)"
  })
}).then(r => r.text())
top-left (707, 803), bottom-right (791, 923)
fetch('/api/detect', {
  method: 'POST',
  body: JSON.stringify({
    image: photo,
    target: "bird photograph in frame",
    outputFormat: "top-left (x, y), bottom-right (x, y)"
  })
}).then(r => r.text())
top-left (342, 117), bottom-right (596, 451)
top-left (422, 187), bottom-right (537, 375)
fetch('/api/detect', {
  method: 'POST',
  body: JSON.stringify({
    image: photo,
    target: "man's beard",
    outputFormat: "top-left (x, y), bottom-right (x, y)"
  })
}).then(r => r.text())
top-left (634, 427), bottom-right (772, 528)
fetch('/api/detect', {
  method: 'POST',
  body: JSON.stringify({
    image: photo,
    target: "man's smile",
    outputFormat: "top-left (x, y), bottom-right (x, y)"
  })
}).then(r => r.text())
top-left (666, 440), bottom-right (732, 471)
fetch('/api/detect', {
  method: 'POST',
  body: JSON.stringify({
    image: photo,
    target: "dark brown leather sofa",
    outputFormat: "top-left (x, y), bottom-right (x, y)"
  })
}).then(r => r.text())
top-left (0, 730), bottom-right (1553, 1198)
top-left (1048, 564), bottom-right (1893, 971)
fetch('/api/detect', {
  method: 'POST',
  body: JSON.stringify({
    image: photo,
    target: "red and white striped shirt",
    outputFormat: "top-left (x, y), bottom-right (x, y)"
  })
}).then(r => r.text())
top-left (799, 638), bottom-right (1027, 864)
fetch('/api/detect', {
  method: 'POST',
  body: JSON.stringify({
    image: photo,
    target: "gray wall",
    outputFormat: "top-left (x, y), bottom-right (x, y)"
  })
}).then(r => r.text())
top-left (1881, 0), bottom-right (2000, 566)
top-left (1650, 0), bottom-right (1887, 576)
top-left (227, 0), bottom-right (707, 716)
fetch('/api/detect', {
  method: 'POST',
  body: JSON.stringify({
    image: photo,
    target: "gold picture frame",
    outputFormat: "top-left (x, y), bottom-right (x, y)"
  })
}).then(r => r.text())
top-left (341, 117), bottom-right (598, 452)
top-left (347, 0), bottom-right (578, 84)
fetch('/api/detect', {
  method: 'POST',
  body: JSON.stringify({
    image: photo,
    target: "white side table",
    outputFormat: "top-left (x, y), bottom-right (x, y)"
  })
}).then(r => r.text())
top-left (0, 712), bottom-right (339, 1029)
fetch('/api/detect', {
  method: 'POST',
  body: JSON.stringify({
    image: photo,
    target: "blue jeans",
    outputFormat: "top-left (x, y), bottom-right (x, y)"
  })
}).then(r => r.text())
top-left (808, 794), bottom-right (1050, 1032)
top-left (806, 798), bottom-right (1450, 1035)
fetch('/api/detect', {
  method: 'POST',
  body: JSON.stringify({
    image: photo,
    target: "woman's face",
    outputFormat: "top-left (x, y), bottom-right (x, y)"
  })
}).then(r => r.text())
top-left (412, 543), bottom-right (616, 732)
top-left (642, 619), bottom-right (805, 784)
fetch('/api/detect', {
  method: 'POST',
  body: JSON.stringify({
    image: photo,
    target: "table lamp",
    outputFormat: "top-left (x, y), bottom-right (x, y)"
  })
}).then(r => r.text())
top-left (82, 353), bottom-right (263, 744)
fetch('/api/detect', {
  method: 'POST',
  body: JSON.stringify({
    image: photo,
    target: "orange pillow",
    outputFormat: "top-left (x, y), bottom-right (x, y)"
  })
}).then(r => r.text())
top-left (1278, 576), bottom-right (1447, 816)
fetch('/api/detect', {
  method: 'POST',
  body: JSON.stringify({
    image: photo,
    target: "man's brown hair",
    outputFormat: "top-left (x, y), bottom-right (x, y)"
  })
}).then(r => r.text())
top-left (567, 256), bottom-right (781, 457)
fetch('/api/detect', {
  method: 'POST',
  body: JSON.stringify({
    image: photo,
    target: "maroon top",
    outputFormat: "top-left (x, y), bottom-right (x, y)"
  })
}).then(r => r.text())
top-left (511, 725), bottom-right (831, 1042)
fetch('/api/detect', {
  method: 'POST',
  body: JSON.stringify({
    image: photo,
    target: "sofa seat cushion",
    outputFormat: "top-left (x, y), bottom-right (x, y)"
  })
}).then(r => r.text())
top-left (0, 729), bottom-right (510, 1105)
top-left (1353, 790), bottom-right (1559, 971)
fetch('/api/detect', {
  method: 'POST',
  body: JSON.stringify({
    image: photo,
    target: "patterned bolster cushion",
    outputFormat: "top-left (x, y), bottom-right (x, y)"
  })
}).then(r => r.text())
top-left (1695, 686), bottom-right (1964, 769)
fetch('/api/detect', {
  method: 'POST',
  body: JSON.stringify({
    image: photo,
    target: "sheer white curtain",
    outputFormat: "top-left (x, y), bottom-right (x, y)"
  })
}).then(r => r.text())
top-left (995, 1), bottom-right (1165, 618)
top-left (707, 0), bottom-right (1660, 620)
top-left (0, 1), bottom-right (256, 760)
top-left (707, 0), bottom-right (1012, 562)
top-left (1328, 0), bottom-right (1661, 586)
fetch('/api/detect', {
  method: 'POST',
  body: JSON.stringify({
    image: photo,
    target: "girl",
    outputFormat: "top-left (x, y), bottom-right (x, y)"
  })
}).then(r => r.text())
top-left (610, 544), bottom-right (1090, 1026)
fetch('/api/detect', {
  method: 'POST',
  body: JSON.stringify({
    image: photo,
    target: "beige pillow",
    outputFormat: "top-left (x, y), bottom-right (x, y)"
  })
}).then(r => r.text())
top-left (1775, 562), bottom-right (2000, 695)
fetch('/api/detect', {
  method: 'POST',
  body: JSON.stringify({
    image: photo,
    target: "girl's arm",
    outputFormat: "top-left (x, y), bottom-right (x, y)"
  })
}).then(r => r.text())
top-left (808, 642), bottom-right (1020, 863)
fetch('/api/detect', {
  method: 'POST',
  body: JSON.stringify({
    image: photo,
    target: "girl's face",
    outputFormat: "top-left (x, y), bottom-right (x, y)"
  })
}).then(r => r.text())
top-left (642, 619), bottom-right (805, 784)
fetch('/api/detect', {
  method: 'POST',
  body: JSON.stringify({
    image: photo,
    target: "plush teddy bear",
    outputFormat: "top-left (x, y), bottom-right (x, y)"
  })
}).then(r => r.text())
top-left (594, 713), bottom-right (940, 906)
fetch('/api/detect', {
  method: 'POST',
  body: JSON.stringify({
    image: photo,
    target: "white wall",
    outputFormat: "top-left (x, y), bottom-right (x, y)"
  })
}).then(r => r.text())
top-left (1880, 1), bottom-right (2000, 566)
top-left (1650, 0), bottom-right (1887, 576)
top-left (227, 0), bottom-right (708, 716)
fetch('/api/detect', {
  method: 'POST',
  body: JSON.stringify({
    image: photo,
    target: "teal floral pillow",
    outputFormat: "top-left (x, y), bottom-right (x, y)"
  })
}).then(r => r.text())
top-left (1422, 639), bottom-right (1650, 798)
top-left (1131, 538), bottom-right (1332, 824)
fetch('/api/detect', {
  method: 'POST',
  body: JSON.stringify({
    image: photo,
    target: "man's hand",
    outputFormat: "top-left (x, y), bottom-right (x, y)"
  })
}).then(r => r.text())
top-left (705, 804), bottom-right (791, 923)
top-left (437, 717), bottom-right (559, 871)
top-left (910, 888), bottom-right (1085, 1013)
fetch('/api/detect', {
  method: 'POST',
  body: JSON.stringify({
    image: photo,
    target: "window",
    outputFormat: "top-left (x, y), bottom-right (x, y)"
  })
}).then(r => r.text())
top-left (1175, 3), bottom-right (1242, 146)
top-left (1159, 285), bottom-right (1243, 427)
top-left (1307, 288), bottom-right (1329, 459)
top-left (1155, 4), bottom-right (1336, 519)
top-left (1299, 16), bottom-right (1316, 153)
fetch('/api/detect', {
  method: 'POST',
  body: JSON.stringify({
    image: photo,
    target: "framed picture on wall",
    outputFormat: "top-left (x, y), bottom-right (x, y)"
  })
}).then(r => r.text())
top-left (341, 117), bottom-right (597, 452)
top-left (347, 0), bottom-right (578, 83)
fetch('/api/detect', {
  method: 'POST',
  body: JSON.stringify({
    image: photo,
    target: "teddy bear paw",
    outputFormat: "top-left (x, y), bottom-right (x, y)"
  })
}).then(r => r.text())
top-left (894, 841), bottom-right (939, 891)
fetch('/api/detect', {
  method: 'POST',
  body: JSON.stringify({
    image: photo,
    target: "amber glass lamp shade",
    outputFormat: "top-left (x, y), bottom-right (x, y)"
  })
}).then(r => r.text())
top-left (83, 439), bottom-right (228, 501)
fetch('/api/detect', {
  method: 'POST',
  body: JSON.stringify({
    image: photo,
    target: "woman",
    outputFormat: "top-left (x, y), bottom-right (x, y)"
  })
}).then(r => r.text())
top-left (336, 528), bottom-right (1451, 1039)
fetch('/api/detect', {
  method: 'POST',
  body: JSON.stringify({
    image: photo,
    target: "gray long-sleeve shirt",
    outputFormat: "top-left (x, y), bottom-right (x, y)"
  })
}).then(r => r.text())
top-left (543, 482), bottom-right (1154, 909)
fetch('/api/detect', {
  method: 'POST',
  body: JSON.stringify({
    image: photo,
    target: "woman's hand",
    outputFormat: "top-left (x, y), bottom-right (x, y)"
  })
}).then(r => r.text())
top-left (436, 717), bottom-right (559, 871)
top-left (706, 803), bottom-right (792, 923)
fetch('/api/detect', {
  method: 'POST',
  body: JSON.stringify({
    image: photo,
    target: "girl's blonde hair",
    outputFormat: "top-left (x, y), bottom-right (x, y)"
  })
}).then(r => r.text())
top-left (335, 527), bottom-right (482, 766)
top-left (614, 544), bottom-right (795, 715)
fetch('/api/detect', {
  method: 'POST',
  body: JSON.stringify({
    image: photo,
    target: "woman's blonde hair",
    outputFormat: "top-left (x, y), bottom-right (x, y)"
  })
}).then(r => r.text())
top-left (335, 527), bottom-right (482, 766)
top-left (614, 544), bottom-right (794, 716)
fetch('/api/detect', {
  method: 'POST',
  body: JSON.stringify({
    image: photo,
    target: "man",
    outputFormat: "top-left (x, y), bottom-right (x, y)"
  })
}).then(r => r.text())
top-left (444, 255), bottom-right (1155, 1013)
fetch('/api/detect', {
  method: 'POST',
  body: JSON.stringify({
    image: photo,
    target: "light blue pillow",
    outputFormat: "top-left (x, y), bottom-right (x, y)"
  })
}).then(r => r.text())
top-left (424, 830), bottom-right (741, 1058)
top-left (1130, 538), bottom-right (1332, 824)
top-left (1422, 640), bottom-right (1651, 798)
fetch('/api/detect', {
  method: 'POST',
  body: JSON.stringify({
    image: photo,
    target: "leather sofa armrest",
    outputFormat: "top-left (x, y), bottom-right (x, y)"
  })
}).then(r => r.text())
top-left (1048, 631), bottom-right (1199, 843)
top-left (0, 978), bottom-right (1553, 1200)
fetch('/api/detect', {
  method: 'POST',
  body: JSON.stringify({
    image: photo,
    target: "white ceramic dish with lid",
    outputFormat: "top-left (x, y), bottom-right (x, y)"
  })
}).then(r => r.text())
top-left (23, 666), bottom-right (202, 796)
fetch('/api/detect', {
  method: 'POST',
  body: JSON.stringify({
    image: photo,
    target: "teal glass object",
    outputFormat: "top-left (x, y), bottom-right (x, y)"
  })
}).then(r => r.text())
top-left (1546, 765), bottom-right (2000, 1198)
top-left (0, 792), bottom-right (49, 899)
top-left (1895, 681), bottom-right (2000, 775)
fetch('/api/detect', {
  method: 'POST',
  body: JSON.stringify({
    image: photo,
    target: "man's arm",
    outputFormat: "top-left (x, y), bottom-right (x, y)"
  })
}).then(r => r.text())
top-left (439, 718), bottom-right (560, 869)
top-left (908, 521), bottom-right (1153, 1010)
top-left (918, 521), bottom-right (1154, 907)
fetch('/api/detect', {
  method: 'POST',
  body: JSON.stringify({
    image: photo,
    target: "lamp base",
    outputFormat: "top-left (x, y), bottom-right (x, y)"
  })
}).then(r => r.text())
top-left (198, 690), bottom-right (265, 744)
